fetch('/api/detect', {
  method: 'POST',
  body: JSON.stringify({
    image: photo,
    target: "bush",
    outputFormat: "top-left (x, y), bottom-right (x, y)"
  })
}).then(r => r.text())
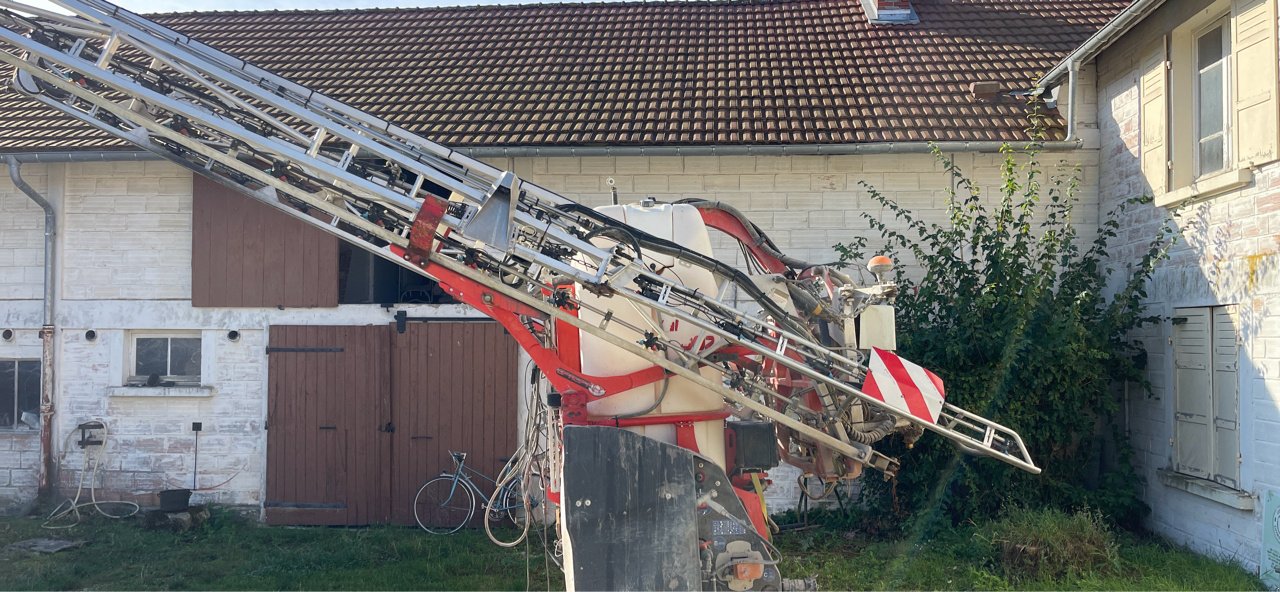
top-left (835, 144), bottom-right (1174, 530)
top-left (980, 506), bottom-right (1121, 582)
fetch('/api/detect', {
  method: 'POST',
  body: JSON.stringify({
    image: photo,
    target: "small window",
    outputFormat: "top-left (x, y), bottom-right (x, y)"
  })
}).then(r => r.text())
top-left (127, 334), bottom-right (202, 387)
top-left (1195, 19), bottom-right (1230, 178)
top-left (0, 360), bottom-right (40, 430)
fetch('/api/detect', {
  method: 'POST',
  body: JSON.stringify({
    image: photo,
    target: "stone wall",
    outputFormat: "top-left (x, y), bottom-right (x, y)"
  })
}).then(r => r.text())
top-left (1097, 41), bottom-right (1280, 575)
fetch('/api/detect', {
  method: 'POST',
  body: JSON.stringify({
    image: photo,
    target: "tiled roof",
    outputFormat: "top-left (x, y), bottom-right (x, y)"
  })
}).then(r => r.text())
top-left (0, 0), bottom-right (1129, 152)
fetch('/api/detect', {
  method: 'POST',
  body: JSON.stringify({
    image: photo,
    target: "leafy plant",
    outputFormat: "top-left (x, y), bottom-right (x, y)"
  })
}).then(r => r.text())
top-left (835, 144), bottom-right (1175, 529)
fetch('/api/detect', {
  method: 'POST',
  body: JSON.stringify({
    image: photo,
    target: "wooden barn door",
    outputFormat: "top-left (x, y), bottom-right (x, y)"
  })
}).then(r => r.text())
top-left (265, 322), bottom-right (518, 526)
top-left (264, 326), bottom-right (391, 525)
top-left (389, 321), bottom-right (520, 525)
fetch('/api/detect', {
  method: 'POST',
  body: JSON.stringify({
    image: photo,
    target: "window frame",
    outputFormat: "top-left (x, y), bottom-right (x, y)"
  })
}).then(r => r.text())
top-left (0, 358), bottom-right (41, 431)
top-left (126, 331), bottom-right (204, 387)
top-left (1193, 17), bottom-right (1232, 179)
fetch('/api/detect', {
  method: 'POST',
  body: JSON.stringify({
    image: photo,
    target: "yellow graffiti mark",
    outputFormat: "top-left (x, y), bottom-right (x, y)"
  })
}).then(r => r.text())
top-left (1246, 251), bottom-right (1274, 293)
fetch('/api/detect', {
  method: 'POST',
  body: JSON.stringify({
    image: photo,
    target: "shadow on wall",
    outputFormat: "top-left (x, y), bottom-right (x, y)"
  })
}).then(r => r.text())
top-left (1103, 98), bottom-right (1280, 571)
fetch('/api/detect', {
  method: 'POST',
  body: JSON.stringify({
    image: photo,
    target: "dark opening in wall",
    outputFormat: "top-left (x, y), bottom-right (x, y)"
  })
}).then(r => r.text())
top-left (337, 242), bottom-right (457, 305)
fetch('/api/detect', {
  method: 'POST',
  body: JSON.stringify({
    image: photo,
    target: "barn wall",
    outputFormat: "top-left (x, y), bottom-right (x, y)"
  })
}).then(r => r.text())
top-left (0, 145), bottom-right (1102, 515)
top-left (0, 161), bottom-right (491, 515)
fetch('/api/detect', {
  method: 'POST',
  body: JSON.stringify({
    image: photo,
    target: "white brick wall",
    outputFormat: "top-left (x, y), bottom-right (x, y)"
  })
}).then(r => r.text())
top-left (54, 327), bottom-right (267, 507)
top-left (0, 327), bottom-right (43, 515)
top-left (0, 165), bottom-right (48, 301)
top-left (501, 151), bottom-right (1100, 285)
top-left (1098, 48), bottom-right (1280, 576)
top-left (62, 161), bottom-right (192, 301)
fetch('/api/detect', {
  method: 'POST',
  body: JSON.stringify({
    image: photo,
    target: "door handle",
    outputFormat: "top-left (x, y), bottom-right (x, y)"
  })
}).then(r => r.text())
top-left (379, 422), bottom-right (395, 433)
top-left (411, 435), bottom-right (433, 440)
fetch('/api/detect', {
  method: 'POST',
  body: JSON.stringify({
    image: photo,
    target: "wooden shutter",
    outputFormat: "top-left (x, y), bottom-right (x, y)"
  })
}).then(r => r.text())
top-left (1172, 307), bottom-right (1212, 479)
top-left (1232, 0), bottom-right (1279, 167)
top-left (1140, 39), bottom-right (1169, 195)
top-left (1211, 306), bottom-right (1241, 488)
top-left (191, 175), bottom-right (338, 308)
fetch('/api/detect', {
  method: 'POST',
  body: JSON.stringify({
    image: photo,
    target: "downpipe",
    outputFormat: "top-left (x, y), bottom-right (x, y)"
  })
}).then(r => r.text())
top-left (5, 156), bottom-right (57, 499)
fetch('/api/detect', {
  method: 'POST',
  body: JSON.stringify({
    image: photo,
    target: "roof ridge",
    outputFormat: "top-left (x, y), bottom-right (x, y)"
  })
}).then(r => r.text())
top-left (147, 0), bottom-right (807, 18)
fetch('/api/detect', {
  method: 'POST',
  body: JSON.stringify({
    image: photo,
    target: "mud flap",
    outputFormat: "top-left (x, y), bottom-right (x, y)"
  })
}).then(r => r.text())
top-left (562, 425), bottom-right (782, 591)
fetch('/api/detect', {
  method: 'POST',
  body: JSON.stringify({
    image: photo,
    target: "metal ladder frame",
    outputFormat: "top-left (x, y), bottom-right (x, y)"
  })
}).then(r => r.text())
top-left (0, 0), bottom-right (1040, 475)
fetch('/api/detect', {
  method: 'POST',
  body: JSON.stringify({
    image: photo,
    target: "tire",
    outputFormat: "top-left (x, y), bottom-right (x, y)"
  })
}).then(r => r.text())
top-left (414, 476), bottom-right (475, 534)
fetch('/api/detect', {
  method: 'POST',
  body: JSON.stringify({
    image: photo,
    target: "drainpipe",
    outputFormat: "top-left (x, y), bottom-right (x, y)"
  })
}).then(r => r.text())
top-left (5, 156), bottom-right (56, 499)
top-left (1064, 59), bottom-right (1081, 145)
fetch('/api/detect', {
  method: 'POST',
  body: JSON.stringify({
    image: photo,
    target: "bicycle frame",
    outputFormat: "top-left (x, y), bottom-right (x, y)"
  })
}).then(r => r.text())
top-left (436, 453), bottom-right (530, 515)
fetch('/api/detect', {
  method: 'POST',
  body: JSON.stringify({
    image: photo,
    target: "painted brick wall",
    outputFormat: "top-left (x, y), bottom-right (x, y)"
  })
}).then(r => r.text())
top-left (1097, 47), bottom-right (1280, 575)
top-left (0, 165), bottom-right (47, 301)
top-left (61, 161), bottom-right (192, 301)
top-left (0, 327), bottom-right (43, 515)
top-left (54, 327), bottom-right (266, 508)
top-left (495, 151), bottom-right (1101, 279)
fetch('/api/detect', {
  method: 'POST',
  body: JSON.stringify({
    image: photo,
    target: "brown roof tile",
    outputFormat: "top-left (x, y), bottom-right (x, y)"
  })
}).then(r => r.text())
top-left (0, 0), bottom-right (1127, 152)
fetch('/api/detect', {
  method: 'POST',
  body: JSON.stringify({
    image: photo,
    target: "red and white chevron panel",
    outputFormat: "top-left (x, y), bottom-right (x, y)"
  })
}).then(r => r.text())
top-left (861, 347), bottom-right (946, 424)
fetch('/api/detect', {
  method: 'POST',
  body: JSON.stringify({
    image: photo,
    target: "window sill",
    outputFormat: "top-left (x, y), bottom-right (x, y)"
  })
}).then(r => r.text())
top-left (1157, 469), bottom-right (1254, 510)
top-left (107, 385), bottom-right (215, 398)
top-left (1156, 168), bottom-right (1253, 208)
top-left (0, 429), bottom-right (40, 436)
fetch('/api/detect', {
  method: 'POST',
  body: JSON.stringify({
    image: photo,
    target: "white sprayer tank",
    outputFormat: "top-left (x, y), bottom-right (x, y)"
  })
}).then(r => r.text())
top-left (576, 202), bottom-right (729, 469)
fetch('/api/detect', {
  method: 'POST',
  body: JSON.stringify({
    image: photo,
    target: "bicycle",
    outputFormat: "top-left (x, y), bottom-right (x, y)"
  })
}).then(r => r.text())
top-left (414, 450), bottom-right (541, 535)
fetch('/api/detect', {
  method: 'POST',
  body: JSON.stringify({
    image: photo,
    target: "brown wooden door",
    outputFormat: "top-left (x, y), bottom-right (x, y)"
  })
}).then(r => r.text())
top-left (265, 322), bottom-right (518, 526)
top-left (265, 325), bottom-right (391, 525)
top-left (390, 321), bottom-right (520, 525)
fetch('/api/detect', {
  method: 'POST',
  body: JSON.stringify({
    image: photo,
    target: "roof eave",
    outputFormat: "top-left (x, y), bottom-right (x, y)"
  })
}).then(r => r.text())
top-left (1, 140), bottom-right (1087, 163)
top-left (457, 141), bottom-right (1084, 158)
top-left (1039, 0), bottom-right (1169, 90)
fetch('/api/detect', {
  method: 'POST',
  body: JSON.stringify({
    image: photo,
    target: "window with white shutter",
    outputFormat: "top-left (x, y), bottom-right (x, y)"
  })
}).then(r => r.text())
top-left (1171, 305), bottom-right (1241, 488)
top-left (1153, 0), bottom-right (1277, 207)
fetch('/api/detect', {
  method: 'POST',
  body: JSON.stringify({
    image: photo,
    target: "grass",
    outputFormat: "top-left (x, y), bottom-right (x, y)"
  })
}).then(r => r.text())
top-left (0, 509), bottom-right (564, 590)
top-left (0, 507), bottom-right (1265, 591)
top-left (775, 507), bottom-right (1265, 591)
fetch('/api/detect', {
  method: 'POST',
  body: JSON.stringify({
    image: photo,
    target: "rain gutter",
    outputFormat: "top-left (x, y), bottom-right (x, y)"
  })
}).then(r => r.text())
top-left (1038, 0), bottom-right (1169, 140)
top-left (5, 151), bottom-right (158, 163)
top-left (458, 141), bottom-right (1084, 158)
top-left (2, 138), bottom-right (1090, 166)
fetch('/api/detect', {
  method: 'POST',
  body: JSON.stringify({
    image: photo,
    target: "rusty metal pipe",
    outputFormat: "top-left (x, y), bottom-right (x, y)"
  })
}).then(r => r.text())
top-left (6, 156), bottom-right (56, 498)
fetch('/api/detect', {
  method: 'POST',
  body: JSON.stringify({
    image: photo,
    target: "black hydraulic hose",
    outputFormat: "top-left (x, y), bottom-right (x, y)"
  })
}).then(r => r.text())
top-left (674, 198), bottom-right (814, 270)
top-left (847, 413), bottom-right (896, 444)
top-left (553, 202), bottom-right (807, 336)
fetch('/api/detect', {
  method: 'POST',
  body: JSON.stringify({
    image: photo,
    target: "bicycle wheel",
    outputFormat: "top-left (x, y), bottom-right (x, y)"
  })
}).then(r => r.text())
top-left (507, 476), bottom-right (547, 526)
top-left (414, 476), bottom-right (476, 534)
top-left (494, 481), bottom-right (525, 526)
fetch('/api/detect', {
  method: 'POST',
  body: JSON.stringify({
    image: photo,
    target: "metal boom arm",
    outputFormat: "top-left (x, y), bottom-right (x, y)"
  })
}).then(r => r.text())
top-left (0, 0), bottom-right (1040, 476)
